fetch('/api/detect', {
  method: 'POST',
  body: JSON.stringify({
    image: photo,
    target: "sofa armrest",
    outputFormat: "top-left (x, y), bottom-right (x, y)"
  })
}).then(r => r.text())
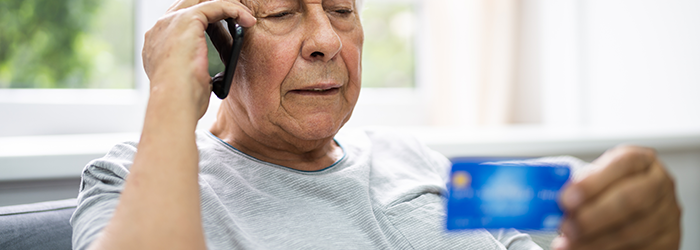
top-left (0, 198), bottom-right (77, 250)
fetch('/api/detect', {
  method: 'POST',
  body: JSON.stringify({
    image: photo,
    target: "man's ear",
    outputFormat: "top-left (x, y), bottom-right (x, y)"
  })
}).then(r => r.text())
top-left (206, 21), bottom-right (233, 65)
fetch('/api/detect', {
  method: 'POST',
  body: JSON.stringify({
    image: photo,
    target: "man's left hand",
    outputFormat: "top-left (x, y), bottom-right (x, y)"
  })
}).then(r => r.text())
top-left (553, 146), bottom-right (682, 250)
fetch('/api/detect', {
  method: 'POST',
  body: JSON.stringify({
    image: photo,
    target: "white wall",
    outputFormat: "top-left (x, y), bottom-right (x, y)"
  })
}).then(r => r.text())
top-left (513, 0), bottom-right (700, 131)
top-left (582, 0), bottom-right (700, 130)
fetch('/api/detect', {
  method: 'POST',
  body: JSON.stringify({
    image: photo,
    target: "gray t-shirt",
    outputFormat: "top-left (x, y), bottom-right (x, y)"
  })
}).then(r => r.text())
top-left (70, 128), bottom-right (544, 250)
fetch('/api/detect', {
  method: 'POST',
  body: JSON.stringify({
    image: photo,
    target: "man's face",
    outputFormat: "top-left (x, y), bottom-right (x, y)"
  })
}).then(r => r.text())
top-left (228, 0), bottom-right (363, 142)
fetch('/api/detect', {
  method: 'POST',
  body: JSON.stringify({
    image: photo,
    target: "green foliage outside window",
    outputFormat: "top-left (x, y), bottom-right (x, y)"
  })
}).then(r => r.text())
top-left (206, 34), bottom-right (225, 78)
top-left (0, 0), bottom-right (134, 88)
top-left (361, 1), bottom-right (415, 88)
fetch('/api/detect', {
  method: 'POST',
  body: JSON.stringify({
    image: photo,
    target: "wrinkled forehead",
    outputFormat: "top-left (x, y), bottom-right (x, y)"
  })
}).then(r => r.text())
top-left (241, 0), bottom-right (364, 13)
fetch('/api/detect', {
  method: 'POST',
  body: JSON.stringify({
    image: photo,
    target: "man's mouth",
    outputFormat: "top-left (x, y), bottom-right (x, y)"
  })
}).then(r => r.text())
top-left (290, 85), bottom-right (341, 96)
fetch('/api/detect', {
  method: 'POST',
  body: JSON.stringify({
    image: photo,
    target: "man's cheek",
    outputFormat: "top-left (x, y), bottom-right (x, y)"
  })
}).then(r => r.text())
top-left (244, 44), bottom-right (295, 82)
top-left (340, 49), bottom-right (361, 80)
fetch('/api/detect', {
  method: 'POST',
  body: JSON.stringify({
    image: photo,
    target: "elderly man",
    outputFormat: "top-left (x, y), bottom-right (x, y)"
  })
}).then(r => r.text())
top-left (70, 0), bottom-right (681, 249)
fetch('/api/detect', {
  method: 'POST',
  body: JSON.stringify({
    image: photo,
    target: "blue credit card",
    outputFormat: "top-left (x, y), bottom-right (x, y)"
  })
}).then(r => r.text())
top-left (446, 158), bottom-right (571, 231)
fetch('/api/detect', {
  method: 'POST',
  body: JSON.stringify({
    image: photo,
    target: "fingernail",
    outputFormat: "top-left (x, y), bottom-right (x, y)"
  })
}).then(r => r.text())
top-left (551, 236), bottom-right (569, 250)
top-left (562, 187), bottom-right (582, 208)
top-left (561, 220), bottom-right (579, 241)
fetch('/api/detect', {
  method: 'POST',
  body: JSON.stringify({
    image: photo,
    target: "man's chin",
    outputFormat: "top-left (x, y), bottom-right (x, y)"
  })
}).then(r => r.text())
top-left (282, 114), bottom-right (350, 142)
top-left (290, 124), bottom-right (343, 142)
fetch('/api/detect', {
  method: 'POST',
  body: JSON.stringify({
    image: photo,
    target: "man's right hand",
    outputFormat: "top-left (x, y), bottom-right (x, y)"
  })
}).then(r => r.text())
top-left (141, 0), bottom-right (256, 120)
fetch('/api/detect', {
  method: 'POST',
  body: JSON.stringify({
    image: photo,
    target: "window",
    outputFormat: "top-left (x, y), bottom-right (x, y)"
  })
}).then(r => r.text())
top-left (0, 0), bottom-right (141, 137)
top-left (0, 0), bottom-right (134, 89)
top-left (360, 0), bottom-right (416, 88)
top-left (341, 0), bottom-right (430, 128)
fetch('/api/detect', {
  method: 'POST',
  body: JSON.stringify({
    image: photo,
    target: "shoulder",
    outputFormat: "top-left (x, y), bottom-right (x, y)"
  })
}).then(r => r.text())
top-left (337, 127), bottom-right (450, 169)
top-left (73, 131), bottom-right (222, 249)
top-left (82, 131), bottom-right (225, 176)
top-left (337, 126), bottom-right (442, 158)
top-left (71, 140), bottom-right (139, 250)
top-left (338, 127), bottom-right (451, 206)
top-left (342, 126), bottom-right (426, 145)
top-left (81, 140), bottom-right (138, 182)
top-left (365, 126), bottom-right (451, 173)
top-left (76, 139), bottom-right (141, 205)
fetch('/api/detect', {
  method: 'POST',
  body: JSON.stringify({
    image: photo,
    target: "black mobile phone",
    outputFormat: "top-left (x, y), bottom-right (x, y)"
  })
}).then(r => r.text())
top-left (211, 18), bottom-right (244, 99)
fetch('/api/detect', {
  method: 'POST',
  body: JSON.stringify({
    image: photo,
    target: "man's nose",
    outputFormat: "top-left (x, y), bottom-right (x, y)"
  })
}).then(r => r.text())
top-left (301, 10), bottom-right (342, 63)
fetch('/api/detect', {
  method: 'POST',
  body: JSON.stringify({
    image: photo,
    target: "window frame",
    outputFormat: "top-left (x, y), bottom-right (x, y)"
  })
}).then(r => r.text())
top-left (0, 0), bottom-right (156, 137)
top-left (0, 0), bottom-right (436, 137)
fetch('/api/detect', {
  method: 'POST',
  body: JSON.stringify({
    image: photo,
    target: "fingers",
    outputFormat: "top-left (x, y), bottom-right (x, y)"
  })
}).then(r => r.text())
top-left (188, 1), bottom-right (257, 29)
top-left (560, 146), bottom-right (656, 211)
top-left (637, 226), bottom-right (681, 250)
top-left (163, 0), bottom-right (254, 64)
top-left (553, 145), bottom-right (681, 250)
top-left (168, 0), bottom-right (248, 14)
top-left (551, 236), bottom-right (569, 250)
top-left (564, 187), bottom-right (680, 250)
top-left (563, 160), bottom-right (673, 241)
top-left (166, 0), bottom-right (256, 28)
top-left (167, 0), bottom-right (200, 13)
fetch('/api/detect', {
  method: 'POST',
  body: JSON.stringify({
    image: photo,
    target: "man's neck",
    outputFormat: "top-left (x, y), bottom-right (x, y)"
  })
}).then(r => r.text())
top-left (209, 108), bottom-right (344, 172)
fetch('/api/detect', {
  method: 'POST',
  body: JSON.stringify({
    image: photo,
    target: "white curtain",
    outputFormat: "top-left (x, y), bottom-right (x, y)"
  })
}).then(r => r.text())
top-left (424, 0), bottom-right (522, 127)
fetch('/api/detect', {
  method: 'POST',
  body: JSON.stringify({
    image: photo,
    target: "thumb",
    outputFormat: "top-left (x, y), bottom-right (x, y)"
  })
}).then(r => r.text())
top-left (550, 236), bottom-right (569, 250)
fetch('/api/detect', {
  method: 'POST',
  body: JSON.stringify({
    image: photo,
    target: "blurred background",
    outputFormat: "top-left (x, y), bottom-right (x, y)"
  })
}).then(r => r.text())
top-left (0, 0), bottom-right (698, 249)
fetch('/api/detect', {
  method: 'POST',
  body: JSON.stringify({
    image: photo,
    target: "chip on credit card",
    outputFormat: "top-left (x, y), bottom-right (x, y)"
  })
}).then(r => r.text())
top-left (446, 158), bottom-right (571, 231)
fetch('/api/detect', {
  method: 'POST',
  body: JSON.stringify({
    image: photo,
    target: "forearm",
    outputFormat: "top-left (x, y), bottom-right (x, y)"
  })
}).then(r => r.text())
top-left (90, 86), bottom-right (205, 250)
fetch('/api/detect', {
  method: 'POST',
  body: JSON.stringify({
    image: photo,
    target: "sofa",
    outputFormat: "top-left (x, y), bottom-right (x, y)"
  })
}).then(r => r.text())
top-left (0, 198), bottom-right (77, 250)
top-left (0, 198), bottom-right (556, 249)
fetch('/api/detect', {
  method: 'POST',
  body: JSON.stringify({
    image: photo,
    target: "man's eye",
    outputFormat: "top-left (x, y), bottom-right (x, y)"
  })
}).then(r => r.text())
top-left (269, 11), bottom-right (292, 18)
top-left (334, 9), bottom-right (353, 15)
